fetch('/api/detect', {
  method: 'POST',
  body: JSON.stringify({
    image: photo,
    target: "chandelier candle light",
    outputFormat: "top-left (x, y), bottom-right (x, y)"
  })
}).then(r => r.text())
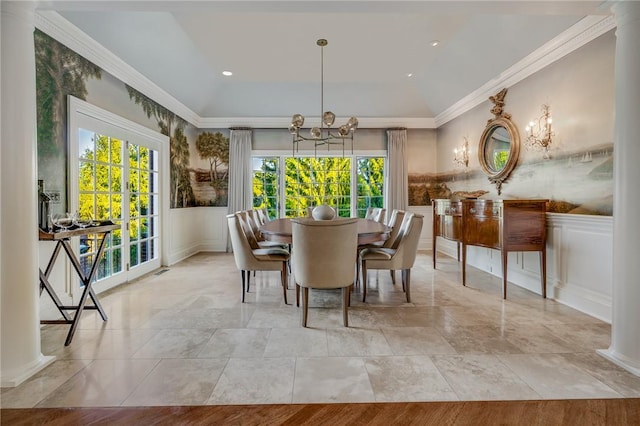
top-left (525, 104), bottom-right (554, 158)
top-left (289, 39), bottom-right (358, 156)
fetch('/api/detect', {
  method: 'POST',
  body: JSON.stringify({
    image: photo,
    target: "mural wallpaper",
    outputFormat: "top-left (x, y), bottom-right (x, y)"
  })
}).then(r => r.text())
top-left (407, 143), bottom-right (613, 216)
top-left (35, 30), bottom-right (228, 210)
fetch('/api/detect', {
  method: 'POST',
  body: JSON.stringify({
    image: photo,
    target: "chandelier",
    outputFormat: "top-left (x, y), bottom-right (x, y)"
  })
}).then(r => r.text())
top-left (289, 39), bottom-right (358, 156)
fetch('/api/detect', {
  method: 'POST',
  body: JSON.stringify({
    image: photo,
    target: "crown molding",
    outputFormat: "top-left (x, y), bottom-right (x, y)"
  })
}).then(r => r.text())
top-left (435, 14), bottom-right (616, 127)
top-left (34, 11), bottom-right (201, 126)
top-left (35, 11), bottom-right (613, 131)
top-left (197, 116), bottom-right (436, 129)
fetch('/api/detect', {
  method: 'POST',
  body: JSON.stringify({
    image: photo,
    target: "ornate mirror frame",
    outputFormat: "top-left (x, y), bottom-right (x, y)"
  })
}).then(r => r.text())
top-left (478, 88), bottom-right (520, 195)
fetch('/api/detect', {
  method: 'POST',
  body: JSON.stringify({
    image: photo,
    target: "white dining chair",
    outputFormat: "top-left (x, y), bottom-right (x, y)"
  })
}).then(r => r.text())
top-left (291, 217), bottom-right (358, 327)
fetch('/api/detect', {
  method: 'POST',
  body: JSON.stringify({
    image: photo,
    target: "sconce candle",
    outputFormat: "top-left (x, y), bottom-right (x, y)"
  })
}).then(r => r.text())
top-left (524, 104), bottom-right (554, 158)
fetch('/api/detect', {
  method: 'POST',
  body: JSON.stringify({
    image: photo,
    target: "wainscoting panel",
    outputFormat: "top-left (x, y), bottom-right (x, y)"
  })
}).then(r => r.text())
top-left (168, 207), bottom-right (228, 265)
top-left (407, 206), bottom-right (433, 251)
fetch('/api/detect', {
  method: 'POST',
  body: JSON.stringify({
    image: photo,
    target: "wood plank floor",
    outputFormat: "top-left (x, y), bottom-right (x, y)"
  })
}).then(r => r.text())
top-left (2, 399), bottom-right (639, 425)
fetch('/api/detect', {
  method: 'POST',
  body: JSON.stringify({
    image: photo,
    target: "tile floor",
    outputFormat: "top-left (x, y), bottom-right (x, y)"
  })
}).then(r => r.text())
top-left (3, 252), bottom-right (640, 408)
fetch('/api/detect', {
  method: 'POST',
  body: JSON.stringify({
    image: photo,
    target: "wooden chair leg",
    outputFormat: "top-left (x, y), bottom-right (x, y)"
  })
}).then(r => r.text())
top-left (342, 286), bottom-right (350, 327)
top-left (362, 261), bottom-right (368, 302)
top-left (390, 270), bottom-right (396, 285)
top-left (241, 270), bottom-right (246, 303)
top-left (296, 284), bottom-right (300, 307)
top-left (281, 262), bottom-right (289, 305)
top-left (247, 270), bottom-right (251, 293)
top-left (405, 268), bottom-right (411, 303)
top-left (301, 287), bottom-right (309, 327)
top-left (401, 270), bottom-right (406, 292)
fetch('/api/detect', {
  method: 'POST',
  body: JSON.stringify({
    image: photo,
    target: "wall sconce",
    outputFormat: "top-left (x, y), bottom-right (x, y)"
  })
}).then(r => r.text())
top-left (453, 137), bottom-right (469, 168)
top-left (525, 104), bottom-right (554, 158)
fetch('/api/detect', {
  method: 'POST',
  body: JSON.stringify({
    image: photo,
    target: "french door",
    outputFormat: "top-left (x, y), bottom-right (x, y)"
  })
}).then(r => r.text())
top-left (69, 96), bottom-right (166, 297)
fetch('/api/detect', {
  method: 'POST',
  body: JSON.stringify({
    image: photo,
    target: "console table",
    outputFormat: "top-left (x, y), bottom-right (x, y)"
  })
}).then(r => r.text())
top-left (39, 223), bottom-right (118, 345)
top-left (433, 199), bottom-right (548, 299)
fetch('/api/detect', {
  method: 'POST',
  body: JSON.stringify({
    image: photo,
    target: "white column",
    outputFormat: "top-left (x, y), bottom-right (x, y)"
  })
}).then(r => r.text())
top-left (1, 1), bottom-right (55, 387)
top-left (597, 1), bottom-right (640, 376)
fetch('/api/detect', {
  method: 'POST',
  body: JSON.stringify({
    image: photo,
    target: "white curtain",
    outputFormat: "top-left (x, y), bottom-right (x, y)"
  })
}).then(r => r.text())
top-left (386, 129), bottom-right (408, 214)
top-left (227, 128), bottom-right (253, 251)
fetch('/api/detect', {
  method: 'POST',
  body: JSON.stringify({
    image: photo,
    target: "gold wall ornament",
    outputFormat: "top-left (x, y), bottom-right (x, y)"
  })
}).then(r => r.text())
top-left (289, 39), bottom-right (358, 156)
top-left (478, 88), bottom-right (521, 195)
top-left (524, 104), bottom-right (554, 159)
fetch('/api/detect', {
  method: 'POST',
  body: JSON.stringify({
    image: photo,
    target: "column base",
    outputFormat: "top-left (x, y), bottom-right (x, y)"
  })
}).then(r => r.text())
top-left (597, 348), bottom-right (640, 377)
top-left (0, 354), bottom-right (56, 387)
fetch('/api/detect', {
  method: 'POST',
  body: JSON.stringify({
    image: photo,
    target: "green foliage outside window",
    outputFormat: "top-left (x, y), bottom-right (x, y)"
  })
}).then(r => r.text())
top-left (252, 156), bottom-right (385, 218)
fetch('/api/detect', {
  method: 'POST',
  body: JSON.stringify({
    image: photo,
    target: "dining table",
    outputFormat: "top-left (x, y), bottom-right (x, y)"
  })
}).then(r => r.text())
top-left (260, 217), bottom-right (391, 245)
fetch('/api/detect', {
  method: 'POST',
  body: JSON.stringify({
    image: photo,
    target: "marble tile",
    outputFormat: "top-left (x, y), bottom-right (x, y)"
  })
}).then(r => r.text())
top-left (347, 307), bottom-right (406, 328)
top-left (264, 328), bottom-right (328, 357)
top-left (364, 356), bottom-right (458, 402)
top-left (431, 354), bottom-right (540, 400)
top-left (141, 307), bottom-right (253, 329)
top-left (245, 306), bottom-right (300, 328)
top-left (132, 329), bottom-right (214, 358)
top-left (293, 357), bottom-right (375, 403)
top-left (438, 325), bottom-right (524, 354)
top-left (396, 306), bottom-right (458, 329)
top-left (494, 324), bottom-right (575, 354)
top-left (559, 352), bottom-right (640, 397)
top-left (543, 323), bottom-right (612, 352)
top-left (382, 327), bottom-right (456, 355)
top-left (122, 358), bottom-right (227, 406)
top-left (62, 329), bottom-right (159, 359)
top-left (197, 328), bottom-right (270, 358)
top-left (36, 359), bottom-right (159, 407)
top-left (208, 357), bottom-right (295, 405)
top-left (327, 328), bottom-right (393, 356)
top-left (12, 252), bottom-right (633, 408)
top-left (0, 360), bottom-right (91, 408)
top-left (497, 353), bottom-right (621, 399)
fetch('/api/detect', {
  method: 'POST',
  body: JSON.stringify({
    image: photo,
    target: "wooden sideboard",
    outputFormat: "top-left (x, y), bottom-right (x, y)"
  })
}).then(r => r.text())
top-left (432, 199), bottom-right (462, 268)
top-left (433, 199), bottom-right (548, 299)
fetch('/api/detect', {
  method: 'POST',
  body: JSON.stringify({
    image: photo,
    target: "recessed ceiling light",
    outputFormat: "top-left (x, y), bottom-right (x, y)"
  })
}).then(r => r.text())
top-left (429, 40), bottom-right (440, 47)
top-left (222, 71), bottom-right (233, 76)
top-left (407, 73), bottom-right (413, 78)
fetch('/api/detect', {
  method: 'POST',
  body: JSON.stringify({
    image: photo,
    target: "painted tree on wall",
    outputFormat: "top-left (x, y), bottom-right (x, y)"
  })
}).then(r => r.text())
top-left (125, 85), bottom-right (193, 208)
top-left (35, 29), bottom-right (102, 157)
top-left (195, 131), bottom-right (230, 182)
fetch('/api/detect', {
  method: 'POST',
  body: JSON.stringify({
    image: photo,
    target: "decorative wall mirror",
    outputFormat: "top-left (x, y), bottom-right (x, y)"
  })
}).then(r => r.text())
top-left (478, 88), bottom-right (520, 195)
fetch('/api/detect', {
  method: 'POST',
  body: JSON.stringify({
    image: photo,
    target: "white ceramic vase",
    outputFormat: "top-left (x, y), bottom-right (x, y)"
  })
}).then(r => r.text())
top-left (312, 205), bottom-right (336, 220)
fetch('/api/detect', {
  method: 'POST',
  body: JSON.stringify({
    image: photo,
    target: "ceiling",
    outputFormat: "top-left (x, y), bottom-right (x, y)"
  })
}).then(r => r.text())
top-left (42, 1), bottom-right (610, 126)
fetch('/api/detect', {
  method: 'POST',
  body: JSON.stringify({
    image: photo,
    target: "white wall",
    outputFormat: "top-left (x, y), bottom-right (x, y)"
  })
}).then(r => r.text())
top-left (168, 207), bottom-right (228, 265)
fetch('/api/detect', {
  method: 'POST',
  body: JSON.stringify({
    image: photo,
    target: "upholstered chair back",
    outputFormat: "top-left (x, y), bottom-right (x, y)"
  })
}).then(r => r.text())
top-left (382, 209), bottom-right (407, 248)
top-left (227, 213), bottom-right (284, 272)
top-left (365, 207), bottom-right (386, 223)
top-left (370, 213), bottom-right (423, 270)
top-left (291, 217), bottom-right (358, 289)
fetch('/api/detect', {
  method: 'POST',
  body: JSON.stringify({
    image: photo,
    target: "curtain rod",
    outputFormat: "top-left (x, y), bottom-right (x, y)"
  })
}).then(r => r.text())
top-left (229, 127), bottom-right (253, 130)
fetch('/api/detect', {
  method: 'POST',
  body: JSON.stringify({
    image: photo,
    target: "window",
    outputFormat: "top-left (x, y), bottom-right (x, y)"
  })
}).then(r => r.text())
top-left (69, 95), bottom-right (166, 296)
top-left (252, 157), bottom-right (280, 220)
top-left (356, 157), bottom-right (385, 218)
top-left (252, 155), bottom-right (385, 218)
